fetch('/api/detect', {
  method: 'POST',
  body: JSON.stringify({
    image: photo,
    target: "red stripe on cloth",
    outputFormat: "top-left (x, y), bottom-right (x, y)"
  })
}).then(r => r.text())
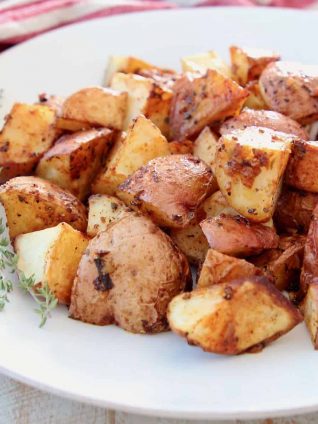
top-left (197, 0), bottom-right (255, 5)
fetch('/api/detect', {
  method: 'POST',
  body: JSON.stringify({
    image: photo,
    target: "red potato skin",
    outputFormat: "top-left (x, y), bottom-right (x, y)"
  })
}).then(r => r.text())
top-left (200, 214), bottom-right (279, 257)
top-left (301, 204), bottom-right (318, 295)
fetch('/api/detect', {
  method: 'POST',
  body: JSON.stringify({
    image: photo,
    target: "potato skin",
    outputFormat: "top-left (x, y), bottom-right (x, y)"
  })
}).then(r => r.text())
top-left (301, 204), bottom-right (318, 295)
top-left (70, 214), bottom-right (189, 333)
top-left (274, 188), bottom-right (318, 234)
top-left (200, 215), bottom-right (279, 257)
top-left (0, 176), bottom-right (87, 238)
top-left (259, 62), bottom-right (318, 123)
top-left (220, 108), bottom-right (309, 140)
top-left (118, 154), bottom-right (216, 229)
top-left (303, 282), bottom-right (318, 349)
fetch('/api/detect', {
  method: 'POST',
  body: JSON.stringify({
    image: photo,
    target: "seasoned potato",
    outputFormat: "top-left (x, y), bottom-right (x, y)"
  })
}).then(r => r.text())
top-left (56, 117), bottom-right (92, 132)
top-left (0, 103), bottom-right (58, 183)
top-left (301, 204), bottom-right (318, 295)
top-left (168, 276), bottom-right (302, 355)
top-left (92, 115), bottom-right (170, 195)
top-left (197, 249), bottom-right (262, 288)
top-left (181, 51), bottom-right (231, 77)
top-left (170, 224), bottom-right (209, 264)
top-left (169, 70), bottom-right (248, 140)
top-left (118, 155), bottom-right (215, 229)
top-left (137, 68), bottom-right (179, 91)
top-left (244, 81), bottom-right (268, 110)
top-left (0, 176), bottom-right (87, 239)
top-left (230, 46), bottom-right (280, 86)
top-left (274, 187), bottom-right (318, 234)
top-left (285, 140), bottom-right (318, 193)
top-left (303, 282), bottom-right (318, 349)
top-left (200, 215), bottom-right (279, 257)
top-left (104, 55), bottom-right (156, 86)
top-left (193, 127), bottom-right (219, 173)
top-left (70, 214), bottom-right (189, 332)
top-left (61, 86), bottom-right (128, 130)
top-left (168, 140), bottom-right (193, 155)
top-left (215, 127), bottom-right (293, 222)
top-left (249, 235), bottom-right (305, 291)
top-left (220, 108), bottom-right (309, 140)
top-left (87, 194), bottom-right (131, 237)
top-left (110, 72), bottom-right (172, 136)
top-left (259, 62), bottom-right (318, 123)
top-left (202, 190), bottom-right (237, 217)
top-left (15, 223), bottom-right (88, 305)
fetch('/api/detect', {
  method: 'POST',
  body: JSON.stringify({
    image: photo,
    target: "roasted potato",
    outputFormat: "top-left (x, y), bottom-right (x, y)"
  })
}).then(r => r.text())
top-left (70, 213), bottom-right (189, 332)
top-left (92, 116), bottom-right (169, 195)
top-left (170, 224), bottom-right (209, 265)
top-left (303, 282), bottom-right (318, 349)
top-left (110, 72), bottom-right (173, 137)
top-left (197, 249), bottom-right (262, 288)
top-left (202, 190), bottom-right (238, 217)
top-left (87, 194), bottom-right (131, 237)
top-left (220, 108), bottom-right (309, 140)
top-left (168, 140), bottom-right (193, 155)
top-left (193, 127), bottom-right (219, 174)
top-left (169, 70), bottom-right (248, 140)
top-left (230, 46), bottom-right (280, 86)
top-left (118, 154), bottom-right (215, 229)
top-left (61, 86), bottom-right (128, 130)
top-left (285, 140), bottom-right (318, 193)
top-left (215, 127), bottom-right (293, 222)
top-left (259, 62), bottom-right (318, 124)
top-left (137, 68), bottom-right (179, 91)
top-left (301, 204), bottom-right (318, 295)
top-left (200, 215), bottom-right (279, 257)
top-left (249, 235), bottom-right (305, 292)
top-left (15, 223), bottom-right (88, 305)
top-left (0, 176), bottom-right (87, 239)
top-left (244, 81), bottom-right (268, 110)
top-left (0, 103), bottom-right (58, 183)
top-left (36, 128), bottom-right (113, 200)
top-left (56, 117), bottom-right (92, 132)
top-left (274, 187), bottom-right (318, 234)
top-left (181, 51), bottom-right (231, 77)
top-left (168, 276), bottom-right (302, 355)
top-left (104, 55), bottom-right (156, 86)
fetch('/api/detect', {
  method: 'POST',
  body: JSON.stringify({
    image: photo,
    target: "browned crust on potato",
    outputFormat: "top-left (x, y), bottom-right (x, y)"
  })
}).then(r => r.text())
top-left (301, 204), bottom-right (318, 295)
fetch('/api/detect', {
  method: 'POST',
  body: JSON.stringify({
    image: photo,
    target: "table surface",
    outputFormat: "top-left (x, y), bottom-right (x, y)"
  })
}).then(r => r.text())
top-left (1, 374), bottom-right (318, 424)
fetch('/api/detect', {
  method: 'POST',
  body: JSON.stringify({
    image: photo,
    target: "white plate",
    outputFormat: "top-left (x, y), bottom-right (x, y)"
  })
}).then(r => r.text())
top-left (0, 7), bottom-right (318, 421)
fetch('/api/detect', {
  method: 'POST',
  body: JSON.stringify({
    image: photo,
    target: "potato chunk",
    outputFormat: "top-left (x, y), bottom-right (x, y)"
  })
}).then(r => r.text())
top-left (230, 46), bottom-right (280, 86)
top-left (197, 249), bottom-right (262, 288)
top-left (303, 283), bottom-right (318, 349)
top-left (36, 128), bottom-right (113, 200)
top-left (168, 277), bottom-right (302, 355)
top-left (118, 155), bottom-right (215, 229)
top-left (110, 72), bottom-right (172, 136)
top-left (0, 103), bottom-right (57, 183)
top-left (87, 194), bottom-right (131, 237)
top-left (285, 140), bottom-right (318, 193)
top-left (92, 116), bottom-right (170, 195)
top-left (170, 224), bottom-right (209, 265)
top-left (215, 127), bottom-right (292, 222)
top-left (200, 215), bottom-right (279, 257)
top-left (301, 204), bottom-right (318, 295)
top-left (70, 214), bottom-right (189, 333)
top-left (220, 108), bottom-right (309, 140)
top-left (244, 81), bottom-right (268, 110)
top-left (15, 223), bottom-right (88, 305)
top-left (274, 187), bottom-right (318, 234)
top-left (104, 55), bottom-right (155, 86)
top-left (181, 51), bottom-right (231, 77)
top-left (193, 127), bottom-right (219, 173)
top-left (259, 62), bottom-right (318, 123)
top-left (0, 176), bottom-right (87, 239)
top-left (169, 70), bottom-right (248, 140)
top-left (61, 86), bottom-right (128, 130)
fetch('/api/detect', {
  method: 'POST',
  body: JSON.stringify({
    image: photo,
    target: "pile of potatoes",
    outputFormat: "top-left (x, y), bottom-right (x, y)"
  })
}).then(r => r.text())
top-left (1, 45), bottom-right (318, 355)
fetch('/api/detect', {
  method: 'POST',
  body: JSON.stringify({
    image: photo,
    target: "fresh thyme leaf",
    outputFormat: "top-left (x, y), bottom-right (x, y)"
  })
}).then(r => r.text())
top-left (0, 217), bottom-right (16, 310)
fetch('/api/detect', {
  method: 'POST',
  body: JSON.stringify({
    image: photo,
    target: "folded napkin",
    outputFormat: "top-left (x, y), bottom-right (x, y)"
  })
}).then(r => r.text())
top-left (0, 0), bottom-right (317, 46)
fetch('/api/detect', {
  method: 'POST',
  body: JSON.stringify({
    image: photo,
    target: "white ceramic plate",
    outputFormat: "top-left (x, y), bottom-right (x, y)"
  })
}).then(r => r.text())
top-left (0, 7), bottom-right (318, 421)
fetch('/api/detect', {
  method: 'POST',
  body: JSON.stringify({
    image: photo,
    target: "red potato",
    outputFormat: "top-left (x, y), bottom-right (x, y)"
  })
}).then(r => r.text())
top-left (303, 282), bottom-right (318, 349)
top-left (301, 204), bottom-right (318, 295)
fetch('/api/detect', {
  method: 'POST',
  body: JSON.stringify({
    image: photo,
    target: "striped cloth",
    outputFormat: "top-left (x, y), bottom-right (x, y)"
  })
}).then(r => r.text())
top-left (0, 0), bottom-right (317, 46)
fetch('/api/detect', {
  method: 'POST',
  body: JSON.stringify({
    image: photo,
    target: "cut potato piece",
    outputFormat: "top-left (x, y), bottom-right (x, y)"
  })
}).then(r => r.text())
top-left (0, 176), bottom-right (87, 239)
top-left (36, 128), bottom-right (113, 200)
top-left (301, 204), bottom-right (318, 295)
top-left (197, 249), bottom-right (262, 288)
top-left (170, 224), bottom-right (209, 265)
top-left (215, 127), bottom-right (293, 222)
top-left (230, 46), bottom-right (280, 86)
top-left (110, 72), bottom-right (172, 136)
top-left (87, 194), bottom-right (131, 237)
top-left (168, 276), bottom-right (302, 355)
top-left (56, 117), bottom-right (92, 132)
top-left (200, 215), bottom-right (279, 257)
top-left (104, 55), bottom-right (155, 86)
top-left (303, 283), bottom-right (318, 349)
top-left (70, 213), bottom-right (189, 332)
top-left (285, 140), bottom-right (318, 193)
top-left (118, 155), bottom-right (215, 229)
top-left (193, 127), bottom-right (219, 173)
top-left (244, 81), bottom-right (268, 110)
top-left (168, 140), bottom-right (193, 155)
top-left (92, 115), bottom-right (170, 195)
top-left (0, 103), bottom-right (57, 183)
top-left (15, 223), bottom-right (88, 305)
top-left (181, 51), bottom-right (231, 77)
top-left (61, 86), bottom-right (128, 130)
top-left (170, 70), bottom-right (248, 140)
top-left (202, 190), bottom-right (237, 217)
